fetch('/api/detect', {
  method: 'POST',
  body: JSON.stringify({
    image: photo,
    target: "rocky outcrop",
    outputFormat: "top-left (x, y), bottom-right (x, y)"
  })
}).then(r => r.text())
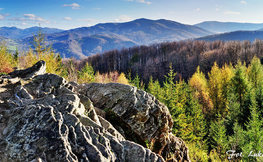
top-left (0, 61), bottom-right (190, 162)
top-left (75, 83), bottom-right (190, 162)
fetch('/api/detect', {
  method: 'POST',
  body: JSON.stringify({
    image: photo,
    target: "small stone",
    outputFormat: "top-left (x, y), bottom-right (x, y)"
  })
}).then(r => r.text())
top-left (23, 144), bottom-right (30, 151)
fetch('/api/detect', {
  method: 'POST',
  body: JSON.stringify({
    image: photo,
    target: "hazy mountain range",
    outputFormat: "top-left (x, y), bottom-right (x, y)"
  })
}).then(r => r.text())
top-left (0, 18), bottom-right (214, 59)
top-left (194, 21), bottom-right (263, 33)
top-left (2, 19), bottom-right (263, 59)
top-left (196, 30), bottom-right (263, 42)
top-left (0, 26), bottom-right (64, 39)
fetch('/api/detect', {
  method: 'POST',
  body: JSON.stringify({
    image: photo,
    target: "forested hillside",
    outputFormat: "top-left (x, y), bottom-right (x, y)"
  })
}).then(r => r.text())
top-left (2, 29), bottom-right (263, 161)
top-left (80, 39), bottom-right (263, 87)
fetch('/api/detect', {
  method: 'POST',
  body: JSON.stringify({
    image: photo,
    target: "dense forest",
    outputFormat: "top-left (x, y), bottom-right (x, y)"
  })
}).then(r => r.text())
top-left (1, 29), bottom-right (263, 161)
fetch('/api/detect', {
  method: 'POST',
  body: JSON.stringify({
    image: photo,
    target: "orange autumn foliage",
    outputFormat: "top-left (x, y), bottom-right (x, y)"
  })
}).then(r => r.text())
top-left (0, 43), bottom-right (17, 74)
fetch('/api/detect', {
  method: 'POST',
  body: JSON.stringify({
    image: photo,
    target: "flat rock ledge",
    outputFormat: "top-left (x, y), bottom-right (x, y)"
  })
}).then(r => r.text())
top-left (0, 61), bottom-right (190, 162)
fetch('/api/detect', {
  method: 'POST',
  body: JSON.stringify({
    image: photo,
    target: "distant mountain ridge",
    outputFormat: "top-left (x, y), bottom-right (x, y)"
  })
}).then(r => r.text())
top-left (194, 21), bottom-right (263, 33)
top-left (60, 18), bottom-right (214, 45)
top-left (196, 30), bottom-right (263, 42)
top-left (0, 18), bottom-right (214, 59)
top-left (0, 26), bottom-right (64, 39)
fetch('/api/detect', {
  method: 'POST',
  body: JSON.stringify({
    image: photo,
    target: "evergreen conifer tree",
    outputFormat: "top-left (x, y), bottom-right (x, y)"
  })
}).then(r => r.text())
top-left (225, 85), bottom-right (240, 136)
top-left (231, 61), bottom-right (251, 127)
top-left (221, 63), bottom-right (234, 117)
top-left (77, 62), bottom-right (95, 84)
top-left (208, 115), bottom-right (228, 161)
top-left (208, 62), bottom-right (223, 116)
top-left (131, 73), bottom-right (144, 90)
top-left (189, 66), bottom-right (213, 120)
top-left (241, 90), bottom-right (263, 162)
top-left (147, 76), bottom-right (154, 94)
top-left (247, 56), bottom-right (263, 118)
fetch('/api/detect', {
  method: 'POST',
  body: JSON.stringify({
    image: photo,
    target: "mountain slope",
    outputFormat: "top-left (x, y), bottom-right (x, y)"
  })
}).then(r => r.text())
top-left (196, 30), bottom-right (263, 42)
top-left (20, 32), bottom-right (138, 59)
top-left (0, 26), bottom-right (64, 39)
top-left (50, 34), bottom-right (138, 58)
top-left (58, 18), bottom-right (214, 45)
top-left (195, 21), bottom-right (263, 33)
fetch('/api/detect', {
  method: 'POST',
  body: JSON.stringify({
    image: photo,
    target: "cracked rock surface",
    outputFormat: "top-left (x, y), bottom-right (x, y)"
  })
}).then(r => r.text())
top-left (0, 61), bottom-right (190, 162)
top-left (75, 83), bottom-right (190, 162)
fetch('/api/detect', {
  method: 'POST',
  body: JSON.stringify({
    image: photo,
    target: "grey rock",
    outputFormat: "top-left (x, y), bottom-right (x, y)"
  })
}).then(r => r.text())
top-left (8, 60), bottom-right (46, 79)
top-left (0, 62), bottom-right (167, 162)
top-left (75, 82), bottom-right (190, 161)
top-left (98, 115), bottom-right (125, 142)
top-left (121, 141), bottom-right (163, 162)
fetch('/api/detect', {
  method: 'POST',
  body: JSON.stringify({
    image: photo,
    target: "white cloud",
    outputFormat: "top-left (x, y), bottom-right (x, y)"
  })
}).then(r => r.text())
top-left (241, 1), bottom-right (247, 4)
top-left (78, 18), bottom-right (96, 22)
top-left (170, 11), bottom-right (175, 14)
top-left (9, 17), bottom-right (28, 21)
top-left (24, 14), bottom-right (36, 18)
top-left (224, 11), bottom-right (241, 15)
top-left (63, 17), bottom-right (72, 20)
top-left (125, 0), bottom-right (151, 4)
top-left (216, 8), bottom-right (219, 11)
top-left (136, 0), bottom-right (151, 4)
top-left (22, 22), bottom-right (27, 26)
top-left (195, 8), bottom-right (201, 11)
top-left (8, 14), bottom-right (50, 24)
top-left (0, 13), bottom-right (10, 20)
top-left (93, 8), bottom-right (101, 10)
top-left (36, 17), bottom-right (47, 22)
top-left (23, 14), bottom-right (49, 23)
top-left (0, 8), bottom-right (3, 10)
top-left (124, 0), bottom-right (152, 4)
top-left (63, 3), bottom-right (80, 9)
top-left (114, 15), bottom-right (132, 22)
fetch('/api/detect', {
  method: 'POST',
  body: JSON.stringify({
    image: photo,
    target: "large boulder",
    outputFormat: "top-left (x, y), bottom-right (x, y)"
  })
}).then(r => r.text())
top-left (75, 83), bottom-right (190, 161)
top-left (0, 61), bottom-right (165, 162)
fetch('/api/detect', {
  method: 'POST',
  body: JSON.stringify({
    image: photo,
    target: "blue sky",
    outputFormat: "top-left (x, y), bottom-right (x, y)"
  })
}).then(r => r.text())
top-left (0, 0), bottom-right (262, 29)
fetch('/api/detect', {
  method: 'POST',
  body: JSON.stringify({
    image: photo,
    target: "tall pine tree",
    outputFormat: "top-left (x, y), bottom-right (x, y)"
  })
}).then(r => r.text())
top-left (241, 90), bottom-right (263, 162)
top-left (208, 115), bottom-right (228, 161)
top-left (231, 61), bottom-right (251, 127)
top-left (247, 56), bottom-right (263, 118)
top-left (208, 62), bottom-right (224, 116)
top-left (189, 66), bottom-right (213, 120)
